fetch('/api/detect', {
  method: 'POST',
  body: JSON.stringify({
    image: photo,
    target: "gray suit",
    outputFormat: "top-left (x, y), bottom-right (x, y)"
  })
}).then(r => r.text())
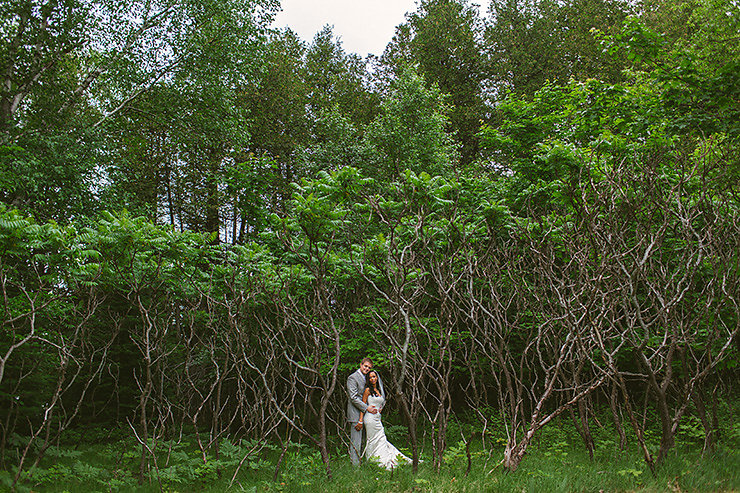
top-left (346, 369), bottom-right (385, 465)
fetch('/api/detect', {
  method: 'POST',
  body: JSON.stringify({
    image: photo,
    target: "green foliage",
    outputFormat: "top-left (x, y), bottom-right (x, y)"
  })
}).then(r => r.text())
top-left (153, 439), bottom-right (273, 488)
top-left (601, 13), bottom-right (740, 140)
top-left (485, 0), bottom-right (630, 98)
top-left (1, 0), bottom-right (280, 235)
top-left (404, 0), bottom-right (487, 165)
top-left (678, 415), bottom-right (707, 443)
top-left (363, 67), bottom-right (459, 181)
top-left (0, 136), bottom-right (101, 222)
top-left (304, 26), bottom-right (378, 127)
top-left (9, 428), bottom-right (738, 491)
top-left (240, 28), bottom-right (309, 175)
top-left (278, 447), bottom-right (327, 486)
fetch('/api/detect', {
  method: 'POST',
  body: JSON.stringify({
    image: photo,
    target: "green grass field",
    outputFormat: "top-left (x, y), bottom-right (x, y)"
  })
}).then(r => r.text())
top-left (4, 419), bottom-right (739, 493)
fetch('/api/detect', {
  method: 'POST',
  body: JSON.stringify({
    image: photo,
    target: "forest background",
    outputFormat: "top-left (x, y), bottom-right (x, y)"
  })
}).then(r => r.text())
top-left (0, 0), bottom-right (739, 491)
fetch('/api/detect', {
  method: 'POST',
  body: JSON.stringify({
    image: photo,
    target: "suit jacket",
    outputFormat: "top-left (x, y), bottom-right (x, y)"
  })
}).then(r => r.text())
top-left (346, 369), bottom-right (385, 422)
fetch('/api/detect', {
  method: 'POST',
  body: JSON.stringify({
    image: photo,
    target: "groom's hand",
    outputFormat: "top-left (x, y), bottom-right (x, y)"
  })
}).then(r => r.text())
top-left (367, 405), bottom-right (378, 414)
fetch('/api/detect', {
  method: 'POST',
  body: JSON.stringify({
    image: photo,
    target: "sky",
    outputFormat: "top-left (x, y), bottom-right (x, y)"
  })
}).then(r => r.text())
top-left (272, 0), bottom-right (419, 58)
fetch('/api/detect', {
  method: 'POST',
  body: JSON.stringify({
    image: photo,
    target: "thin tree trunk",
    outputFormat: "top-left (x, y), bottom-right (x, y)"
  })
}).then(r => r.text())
top-left (609, 381), bottom-right (627, 451)
top-left (692, 387), bottom-right (714, 454)
top-left (396, 394), bottom-right (419, 473)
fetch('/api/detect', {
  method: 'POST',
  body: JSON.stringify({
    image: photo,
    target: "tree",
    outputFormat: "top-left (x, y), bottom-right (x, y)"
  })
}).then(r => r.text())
top-left (258, 168), bottom-right (372, 479)
top-left (484, 0), bottom-right (629, 98)
top-left (379, 0), bottom-right (486, 167)
top-left (363, 67), bottom-right (459, 181)
top-left (0, 0), bottom-right (275, 142)
top-left (1, 0), bottom-right (278, 230)
top-left (407, 0), bottom-right (487, 166)
top-left (298, 104), bottom-right (368, 176)
top-left (304, 26), bottom-right (378, 129)
top-left (238, 28), bottom-right (309, 213)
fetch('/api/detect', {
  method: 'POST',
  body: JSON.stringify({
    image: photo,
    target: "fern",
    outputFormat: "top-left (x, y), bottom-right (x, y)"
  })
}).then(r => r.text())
top-left (71, 461), bottom-right (106, 481)
top-left (45, 446), bottom-right (84, 459)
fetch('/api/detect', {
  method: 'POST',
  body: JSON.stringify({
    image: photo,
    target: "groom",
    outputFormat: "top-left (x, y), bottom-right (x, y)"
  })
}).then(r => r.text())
top-left (346, 357), bottom-right (384, 465)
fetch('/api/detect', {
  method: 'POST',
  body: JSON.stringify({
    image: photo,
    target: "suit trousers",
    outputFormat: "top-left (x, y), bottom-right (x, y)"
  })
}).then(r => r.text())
top-left (349, 422), bottom-right (364, 465)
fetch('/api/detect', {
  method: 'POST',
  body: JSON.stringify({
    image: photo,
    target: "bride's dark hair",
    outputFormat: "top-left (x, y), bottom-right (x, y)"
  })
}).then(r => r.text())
top-left (365, 370), bottom-right (381, 397)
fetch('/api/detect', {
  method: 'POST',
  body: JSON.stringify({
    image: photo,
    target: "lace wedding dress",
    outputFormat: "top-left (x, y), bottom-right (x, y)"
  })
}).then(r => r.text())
top-left (363, 394), bottom-right (411, 469)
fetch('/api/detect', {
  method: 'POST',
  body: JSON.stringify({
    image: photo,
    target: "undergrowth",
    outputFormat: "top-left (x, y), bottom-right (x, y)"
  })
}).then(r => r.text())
top-left (2, 416), bottom-right (738, 492)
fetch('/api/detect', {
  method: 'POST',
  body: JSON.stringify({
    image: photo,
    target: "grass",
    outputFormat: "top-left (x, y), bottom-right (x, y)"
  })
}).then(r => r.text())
top-left (274, 443), bottom-right (738, 493)
top-left (3, 422), bottom-right (739, 492)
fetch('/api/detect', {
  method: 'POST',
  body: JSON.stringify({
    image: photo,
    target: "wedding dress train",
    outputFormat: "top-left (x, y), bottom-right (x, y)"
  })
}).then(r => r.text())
top-left (363, 395), bottom-right (411, 469)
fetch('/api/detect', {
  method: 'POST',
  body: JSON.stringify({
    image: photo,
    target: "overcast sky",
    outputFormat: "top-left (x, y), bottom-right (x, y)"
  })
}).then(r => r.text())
top-left (272, 0), bottom-right (419, 58)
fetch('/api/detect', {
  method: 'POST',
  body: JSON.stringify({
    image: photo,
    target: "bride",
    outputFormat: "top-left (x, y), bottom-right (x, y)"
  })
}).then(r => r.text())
top-left (358, 370), bottom-right (411, 469)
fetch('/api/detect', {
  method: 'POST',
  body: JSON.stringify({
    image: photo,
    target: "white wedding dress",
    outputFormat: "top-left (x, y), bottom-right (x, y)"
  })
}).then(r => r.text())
top-left (363, 394), bottom-right (411, 469)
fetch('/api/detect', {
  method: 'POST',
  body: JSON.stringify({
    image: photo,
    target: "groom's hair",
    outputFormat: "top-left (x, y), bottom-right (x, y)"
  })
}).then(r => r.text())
top-left (360, 357), bottom-right (373, 366)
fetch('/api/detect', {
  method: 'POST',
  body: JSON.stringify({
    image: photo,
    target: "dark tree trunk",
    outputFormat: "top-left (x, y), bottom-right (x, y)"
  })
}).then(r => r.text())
top-left (317, 400), bottom-right (332, 480)
top-left (205, 153), bottom-right (221, 243)
top-left (397, 394), bottom-right (419, 473)
top-left (609, 381), bottom-right (627, 451)
top-left (692, 387), bottom-right (715, 454)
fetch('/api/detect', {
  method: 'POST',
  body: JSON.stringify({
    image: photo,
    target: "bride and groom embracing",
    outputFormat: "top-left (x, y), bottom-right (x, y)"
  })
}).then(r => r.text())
top-left (346, 357), bottom-right (411, 469)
